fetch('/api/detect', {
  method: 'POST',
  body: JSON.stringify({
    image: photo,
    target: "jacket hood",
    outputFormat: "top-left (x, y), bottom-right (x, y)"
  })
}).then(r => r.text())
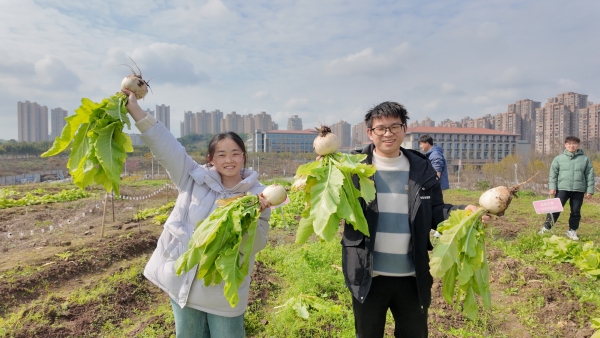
top-left (188, 165), bottom-right (259, 194)
top-left (425, 144), bottom-right (443, 156)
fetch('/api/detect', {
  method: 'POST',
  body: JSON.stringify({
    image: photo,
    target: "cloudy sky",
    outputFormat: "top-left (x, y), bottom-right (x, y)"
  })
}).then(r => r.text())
top-left (1, 0), bottom-right (599, 140)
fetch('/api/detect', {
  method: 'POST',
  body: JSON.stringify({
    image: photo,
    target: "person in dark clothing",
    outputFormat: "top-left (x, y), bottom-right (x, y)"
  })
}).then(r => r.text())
top-left (418, 134), bottom-right (449, 190)
top-left (341, 101), bottom-right (487, 338)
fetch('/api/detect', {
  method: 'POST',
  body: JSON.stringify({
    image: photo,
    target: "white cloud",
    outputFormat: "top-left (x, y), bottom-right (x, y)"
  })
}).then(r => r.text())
top-left (492, 67), bottom-right (525, 86)
top-left (324, 43), bottom-right (410, 77)
top-left (558, 78), bottom-right (579, 89)
top-left (253, 90), bottom-right (270, 99)
top-left (0, 0), bottom-right (599, 140)
top-left (441, 83), bottom-right (465, 96)
top-left (35, 56), bottom-right (81, 90)
top-left (285, 98), bottom-right (309, 110)
top-left (423, 100), bottom-right (440, 111)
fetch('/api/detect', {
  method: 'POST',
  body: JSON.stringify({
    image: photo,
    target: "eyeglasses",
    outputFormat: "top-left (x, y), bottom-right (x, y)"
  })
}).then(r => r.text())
top-left (370, 124), bottom-right (405, 136)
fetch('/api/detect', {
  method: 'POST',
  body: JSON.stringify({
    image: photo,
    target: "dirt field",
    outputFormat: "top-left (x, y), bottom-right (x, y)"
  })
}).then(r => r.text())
top-left (1, 182), bottom-right (599, 337)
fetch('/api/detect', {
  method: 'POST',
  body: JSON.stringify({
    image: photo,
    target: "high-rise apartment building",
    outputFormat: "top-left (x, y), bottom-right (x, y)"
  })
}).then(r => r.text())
top-left (438, 119), bottom-right (462, 128)
top-left (180, 109), bottom-right (271, 137)
top-left (223, 111), bottom-right (243, 133)
top-left (508, 99), bottom-right (541, 143)
top-left (287, 115), bottom-right (303, 130)
top-left (494, 112), bottom-right (521, 136)
top-left (18, 101), bottom-right (48, 142)
top-left (254, 111), bottom-right (273, 132)
top-left (156, 104), bottom-right (170, 131)
top-left (535, 92), bottom-right (592, 154)
top-left (351, 121), bottom-right (369, 147)
top-left (409, 117), bottom-right (436, 128)
top-left (535, 102), bottom-right (573, 154)
top-left (243, 114), bottom-right (255, 134)
top-left (578, 103), bottom-right (600, 152)
top-left (50, 108), bottom-right (68, 140)
top-left (330, 120), bottom-right (351, 148)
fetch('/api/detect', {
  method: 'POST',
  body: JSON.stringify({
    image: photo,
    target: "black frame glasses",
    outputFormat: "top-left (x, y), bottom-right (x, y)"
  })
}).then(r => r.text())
top-left (370, 124), bottom-right (405, 136)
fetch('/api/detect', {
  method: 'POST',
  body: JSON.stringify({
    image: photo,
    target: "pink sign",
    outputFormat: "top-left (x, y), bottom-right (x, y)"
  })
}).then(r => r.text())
top-left (532, 198), bottom-right (564, 214)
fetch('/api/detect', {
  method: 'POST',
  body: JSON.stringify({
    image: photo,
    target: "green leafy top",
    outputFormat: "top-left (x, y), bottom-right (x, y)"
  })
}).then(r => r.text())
top-left (41, 93), bottom-right (133, 196)
top-left (174, 194), bottom-right (262, 308)
top-left (294, 152), bottom-right (376, 244)
top-left (429, 207), bottom-right (491, 320)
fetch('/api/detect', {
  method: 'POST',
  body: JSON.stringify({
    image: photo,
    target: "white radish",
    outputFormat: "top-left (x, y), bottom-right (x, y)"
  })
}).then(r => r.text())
top-left (313, 125), bottom-right (341, 156)
top-left (120, 57), bottom-right (151, 100)
top-left (478, 172), bottom-right (538, 215)
top-left (262, 184), bottom-right (287, 206)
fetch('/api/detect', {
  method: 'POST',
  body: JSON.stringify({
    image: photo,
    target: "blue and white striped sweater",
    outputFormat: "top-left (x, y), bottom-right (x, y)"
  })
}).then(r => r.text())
top-left (371, 152), bottom-right (415, 277)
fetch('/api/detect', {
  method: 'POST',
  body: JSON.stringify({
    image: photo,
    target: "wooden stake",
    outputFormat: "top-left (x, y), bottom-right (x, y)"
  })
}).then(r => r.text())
top-left (112, 191), bottom-right (115, 222)
top-left (101, 192), bottom-right (108, 238)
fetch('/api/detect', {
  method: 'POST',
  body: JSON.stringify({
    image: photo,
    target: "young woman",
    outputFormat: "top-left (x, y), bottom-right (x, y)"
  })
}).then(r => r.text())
top-left (123, 89), bottom-right (271, 338)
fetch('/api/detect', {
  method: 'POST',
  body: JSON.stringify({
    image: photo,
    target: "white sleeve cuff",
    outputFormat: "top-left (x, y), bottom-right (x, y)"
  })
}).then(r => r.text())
top-left (135, 114), bottom-right (158, 133)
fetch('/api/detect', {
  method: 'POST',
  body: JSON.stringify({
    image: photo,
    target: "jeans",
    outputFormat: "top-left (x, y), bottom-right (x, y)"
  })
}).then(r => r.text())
top-left (170, 299), bottom-right (245, 338)
top-left (351, 276), bottom-right (428, 338)
top-left (544, 190), bottom-right (585, 231)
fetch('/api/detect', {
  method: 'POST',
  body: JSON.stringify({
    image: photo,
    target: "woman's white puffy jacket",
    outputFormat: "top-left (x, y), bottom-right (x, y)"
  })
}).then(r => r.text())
top-left (139, 120), bottom-right (270, 317)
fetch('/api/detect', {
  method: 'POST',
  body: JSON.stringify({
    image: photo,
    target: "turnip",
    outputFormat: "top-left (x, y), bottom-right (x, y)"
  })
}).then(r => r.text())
top-left (175, 184), bottom-right (285, 308)
top-left (430, 171), bottom-right (539, 320)
top-left (313, 125), bottom-right (341, 156)
top-left (120, 58), bottom-right (152, 100)
top-left (478, 172), bottom-right (539, 216)
top-left (262, 184), bottom-right (287, 206)
top-left (294, 128), bottom-right (376, 244)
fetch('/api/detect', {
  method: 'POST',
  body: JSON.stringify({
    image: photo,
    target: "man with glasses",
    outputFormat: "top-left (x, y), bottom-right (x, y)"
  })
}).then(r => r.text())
top-left (341, 101), bottom-right (484, 337)
top-left (539, 136), bottom-right (595, 240)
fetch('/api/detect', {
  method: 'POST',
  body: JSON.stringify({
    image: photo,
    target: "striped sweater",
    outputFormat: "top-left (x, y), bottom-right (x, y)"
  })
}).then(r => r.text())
top-left (371, 151), bottom-right (415, 277)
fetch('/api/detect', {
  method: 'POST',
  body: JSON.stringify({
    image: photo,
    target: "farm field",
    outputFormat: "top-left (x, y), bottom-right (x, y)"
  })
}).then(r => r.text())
top-left (1, 179), bottom-right (600, 337)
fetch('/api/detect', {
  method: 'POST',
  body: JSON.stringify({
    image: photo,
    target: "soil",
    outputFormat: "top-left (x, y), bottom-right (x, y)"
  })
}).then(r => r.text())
top-left (1, 182), bottom-right (599, 337)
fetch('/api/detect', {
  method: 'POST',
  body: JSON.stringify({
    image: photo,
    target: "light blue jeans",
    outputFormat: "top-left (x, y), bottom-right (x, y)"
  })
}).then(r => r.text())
top-left (170, 299), bottom-right (245, 338)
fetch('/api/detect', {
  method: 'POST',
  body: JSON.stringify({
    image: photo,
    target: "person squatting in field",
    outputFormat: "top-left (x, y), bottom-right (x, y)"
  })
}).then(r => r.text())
top-left (342, 101), bottom-right (489, 338)
top-left (539, 136), bottom-right (595, 241)
top-left (123, 88), bottom-right (271, 338)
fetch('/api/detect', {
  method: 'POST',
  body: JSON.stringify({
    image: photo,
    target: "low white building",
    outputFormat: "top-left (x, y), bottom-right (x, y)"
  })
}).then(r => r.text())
top-left (403, 127), bottom-right (526, 172)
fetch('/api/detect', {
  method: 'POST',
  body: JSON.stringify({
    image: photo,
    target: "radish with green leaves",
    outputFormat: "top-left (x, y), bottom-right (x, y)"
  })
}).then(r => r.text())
top-left (429, 172), bottom-right (538, 320)
top-left (175, 185), bottom-right (286, 308)
top-left (41, 59), bottom-right (151, 197)
top-left (294, 125), bottom-right (376, 244)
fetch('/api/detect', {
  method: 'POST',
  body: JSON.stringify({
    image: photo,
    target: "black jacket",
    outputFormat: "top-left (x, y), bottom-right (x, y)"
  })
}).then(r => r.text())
top-left (341, 144), bottom-right (459, 310)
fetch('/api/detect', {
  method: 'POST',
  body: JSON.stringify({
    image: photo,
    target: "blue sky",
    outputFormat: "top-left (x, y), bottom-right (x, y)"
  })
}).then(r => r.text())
top-left (1, 0), bottom-right (599, 139)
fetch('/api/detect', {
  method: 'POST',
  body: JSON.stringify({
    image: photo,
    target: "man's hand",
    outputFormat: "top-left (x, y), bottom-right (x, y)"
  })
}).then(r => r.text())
top-left (549, 190), bottom-right (556, 196)
top-left (585, 193), bottom-right (593, 199)
top-left (465, 204), bottom-right (492, 224)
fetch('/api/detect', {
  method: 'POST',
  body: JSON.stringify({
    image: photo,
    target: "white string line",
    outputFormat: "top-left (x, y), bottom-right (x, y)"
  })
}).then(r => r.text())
top-left (3, 183), bottom-right (177, 239)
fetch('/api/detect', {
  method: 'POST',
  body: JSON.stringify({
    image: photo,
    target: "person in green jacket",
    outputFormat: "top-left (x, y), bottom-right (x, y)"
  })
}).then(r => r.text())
top-left (539, 136), bottom-right (595, 240)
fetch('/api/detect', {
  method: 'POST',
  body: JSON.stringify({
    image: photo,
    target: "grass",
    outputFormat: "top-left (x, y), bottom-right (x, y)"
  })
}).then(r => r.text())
top-left (3, 180), bottom-right (600, 337)
top-left (248, 236), bottom-right (355, 337)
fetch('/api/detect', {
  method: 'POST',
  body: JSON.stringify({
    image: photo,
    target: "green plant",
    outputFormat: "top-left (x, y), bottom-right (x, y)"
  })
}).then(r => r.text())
top-left (430, 208), bottom-right (491, 320)
top-left (175, 194), bottom-right (264, 308)
top-left (475, 180), bottom-right (491, 191)
top-left (41, 93), bottom-right (133, 196)
top-left (54, 251), bottom-right (73, 261)
top-left (294, 152), bottom-right (376, 244)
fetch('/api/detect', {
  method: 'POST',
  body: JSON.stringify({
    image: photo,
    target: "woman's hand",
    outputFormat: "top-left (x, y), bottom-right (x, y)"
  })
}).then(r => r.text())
top-left (121, 88), bottom-right (146, 122)
top-left (258, 193), bottom-right (272, 213)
